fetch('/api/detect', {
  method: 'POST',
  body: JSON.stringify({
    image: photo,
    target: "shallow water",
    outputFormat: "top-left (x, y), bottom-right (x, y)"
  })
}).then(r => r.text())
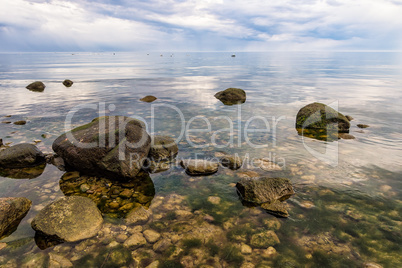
top-left (0, 52), bottom-right (401, 267)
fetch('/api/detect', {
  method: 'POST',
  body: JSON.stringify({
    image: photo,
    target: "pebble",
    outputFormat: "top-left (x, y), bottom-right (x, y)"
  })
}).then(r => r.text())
top-left (241, 243), bottom-right (253, 254)
top-left (207, 196), bottom-right (221, 205)
top-left (143, 229), bottom-right (161, 244)
top-left (261, 246), bottom-right (277, 258)
top-left (116, 234), bottom-right (128, 243)
top-left (0, 243), bottom-right (6, 251)
top-left (108, 241), bottom-right (120, 248)
top-left (146, 261), bottom-right (160, 268)
top-left (123, 233), bottom-right (147, 248)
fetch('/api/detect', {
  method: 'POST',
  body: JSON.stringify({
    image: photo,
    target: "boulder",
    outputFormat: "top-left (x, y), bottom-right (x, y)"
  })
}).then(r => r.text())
top-left (31, 196), bottom-right (103, 242)
top-left (26, 81), bottom-right (45, 92)
top-left (0, 143), bottom-right (45, 168)
top-left (236, 177), bottom-right (294, 204)
top-left (295, 102), bottom-right (350, 132)
top-left (52, 116), bottom-right (151, 179)
top-left (220, 155), bottom-right (242, 170)
top-left (180, 159), bottom-right (219, 176)
top-left (214, 88), bottom-right (246, 105)
top-left (148, 135), bottom-right (178, 161)
top-left (0, 197), bottom-right (32, 239)
top-left (140, 96), bottom-right (157, 103)
top-left (62, 79), bottom-right (73, 87)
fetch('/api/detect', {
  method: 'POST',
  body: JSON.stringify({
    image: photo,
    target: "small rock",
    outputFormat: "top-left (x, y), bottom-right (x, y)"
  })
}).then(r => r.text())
top-left (146, 261), bottom-right (160, 268)
top-left (261, 246), bottom-right (277, 258)
top-left (204, 215), bottom-right (215, 223)
top-left (123, 233), bottom-right (146, 248)
top-left (339, 133), bottom-right (355, 139)
top-left (125, 206), bottom-right (152, 225)
top-left (116, 234), bottom-right (128, 243)
top-left (14, 120), bottom-right (27, 125)
top-left (1, 121), bottom-right (11, 124)
top-left (26, 81), bottom-right (45, 92)
top-left (119, 189), bottom-right (132, 198)
top-left (153, 238), bottom-right (172, 253)
top-left (215, 88), bottom-right (246, 105)
top-left (79, 184), bottom-right (90, 193)
top-left (220, 155), bottom-right (242, 170)
top-left (207, 196), bottom-right (221, 205)
top-left (357, 124), bottom-right (369, 128)
top-left (62, 80), bottom-right (73, 87)
top-left (180, 159), bottom-right (219, 176)
top-left (363, 262), bottom-right (383, 268)
top-left (261, 200), bottom-right (289, 218)
top-left (380, 185), bottom-right (392, 192)
top-left (0, 197), bottom-right (32, 239)
top-left (345, 115), bottom-right (353, 121)
top-left (48, 252), bottom-right (73, 268)
top-left (140, 96), bottom-right (157, 102)
top-left (143, 229), bottom-right (161, 243)
top-left (241, 262), bottom-right (255, 268)
top-left (147, 135), bottom-right (178, 161)
top-left (0, 242), bottom-right (7, 251)
top-left (0, 143), bottom-right (45, 168)
top-left (241, 243), bottom-right (252, 254)
top-left (299, 200), bottom-right (315, 209)
top-left (250, 231), bottom-right (280, 248)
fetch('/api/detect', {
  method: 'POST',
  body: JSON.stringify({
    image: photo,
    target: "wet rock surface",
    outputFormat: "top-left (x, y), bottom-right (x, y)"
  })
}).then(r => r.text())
top-left (52, 116), bottom-right (151, 179)
top-left (62, 79), bottom-right (73, 87)
top-left (140, 96), bottom-right (157, 102)
top-left (31, 196), bottom-right (103, 242)
top-left (220, 154), bottom-right (243, 170)
top-left (0, 197), bottom-right (32, 239)
top-left (180, 159), bottom-right (219, 175)
top-left (0, 143), bottom-right (45, 169)
top-left (26, 81), bottom-right (45, 92)
top-left (215, 87), bottom-right (246, 105)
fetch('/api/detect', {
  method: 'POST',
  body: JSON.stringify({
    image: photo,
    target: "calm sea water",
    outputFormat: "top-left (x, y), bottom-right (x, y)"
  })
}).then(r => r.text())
top-left (0, 52), bottom-right (401, 267)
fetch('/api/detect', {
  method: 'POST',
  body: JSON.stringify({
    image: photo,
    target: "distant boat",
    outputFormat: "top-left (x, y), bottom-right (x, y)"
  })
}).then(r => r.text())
top-left (231, 54), bottom-right (236, 57)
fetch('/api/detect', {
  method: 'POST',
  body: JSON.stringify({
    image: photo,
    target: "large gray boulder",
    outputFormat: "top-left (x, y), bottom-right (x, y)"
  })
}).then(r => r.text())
top-left (295, 102), bottom-right (350, 132)
top-left (214, 88), bottom-right (246, 105)
top-left (0, 197), bottom-right (32, 239)
top-left (31, 196), bottom-right (103, 242)
top-left (52, 116), bottom-right (151, 179)
top-left (0, 143), bottom-right (45, 169)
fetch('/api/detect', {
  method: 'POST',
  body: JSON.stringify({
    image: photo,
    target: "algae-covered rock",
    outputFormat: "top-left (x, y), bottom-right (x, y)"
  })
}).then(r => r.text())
top-left (220, 154), bottom-right (243, 170)
top-left (26, 81), bottom-right (45, 92)
top-left (140, 96), bottom-right (157, 102)
top-left (180, 159), bottom-right (219, 176)
top-left (0, 143), bottom-right (45, 169)
top-left (261, 200), bottom-right (289, 218)
top-left (52, 116), bottom-right (151, 179)
top-left (31, 196), bottom-right (103, 242)
top-left (236, 177), bottom-right (294, 204)
top-left (13, 120), bottom-right (26, 125)
top-left (250, 230), bottom-right (280, 248)
top-left (214, 88), bottom-right (246, 105)
top-left (125, 205), bottom-right (152, 225)
top-left (0, 163), bottom-right (46, 179)
top-left (296, 102), bottom-right (350, 133)
top-left (357, 124), bottom-right (369, 128)
top-left (0, 197), bottom-right (32, 239)
top-left (62, 79), bottom-right (73, 87)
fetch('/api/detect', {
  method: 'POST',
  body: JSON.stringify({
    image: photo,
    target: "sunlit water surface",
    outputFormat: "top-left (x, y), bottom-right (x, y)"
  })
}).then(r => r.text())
top-left (0, 52), bottom-right (401, 267)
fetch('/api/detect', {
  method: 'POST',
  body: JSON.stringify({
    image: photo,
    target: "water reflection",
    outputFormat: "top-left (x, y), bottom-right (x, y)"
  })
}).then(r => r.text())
top-left (59, 171), bottom-right (155, 217)
top-left (0, 164), bottom-right (46, 179)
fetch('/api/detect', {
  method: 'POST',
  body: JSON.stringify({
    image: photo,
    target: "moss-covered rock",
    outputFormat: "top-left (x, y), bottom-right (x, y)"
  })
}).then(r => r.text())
top-left (52, 116), bottom-right (151, 179)
top-left (180, 159), bottom-right (219, 176)
top-left (26, 81), bottom-right (45, 92)
top-left (0, 197), bottom-right (32, 239)
top-left (295, 102), bottom-right (350, 132)
top-left (148, 135), bottom-right (178, 161)
top-left (250, 230), bottom-right (280, 248)
top-left (31, 196), bottom-right (103, 242)
top-left (214, 88), bottom-right (246, 105)
top-left (0, 163), bottom-right (45, 179)
top-left (220, 154), bottom-right (243, 170)
top-left (140, 96), bottom-right (157, 102)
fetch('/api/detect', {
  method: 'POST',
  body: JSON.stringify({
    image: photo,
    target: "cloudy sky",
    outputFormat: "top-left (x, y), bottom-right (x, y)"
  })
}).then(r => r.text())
top-left (1, 0), bottom-right (401, 52)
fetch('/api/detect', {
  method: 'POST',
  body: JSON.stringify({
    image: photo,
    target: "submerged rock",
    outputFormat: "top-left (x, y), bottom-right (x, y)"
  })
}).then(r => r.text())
top-left (220, 154), bottom-right (242, 170)
top-left (0, 163), bottom-right (46, 179)
top-left (345, 115), bottom-right (354, 121)
top-left (125, 205), bottom-right (152, 225)
top-left (180, 159), bottom-right (219, 176)
top-left (250, 230), bottom-right (280, 248)
top-left (214, 88), bottom-right (246, 105)
top-left (261, 200), bottom-right (289, 217)
top-left (52, 116), bottom-right (151, 179)
top-left (62, 79), bottom-right (73, 87)
top-left (338, 133), bottom-right (355, 140)
top-left (140, 96), bottom-right (157, 103)
top-left (0, 197), bottom-right (32, 239)
top-left (0, 143), bottom-right (45, 169)
top-left (26, 81), bottom-right (45, 92)
top-left (296, 102), bottom-right (350, 133)
top-left (13, 120), bottom-right (27, 125)
top-left (31, 196), bottom-right (103, 242)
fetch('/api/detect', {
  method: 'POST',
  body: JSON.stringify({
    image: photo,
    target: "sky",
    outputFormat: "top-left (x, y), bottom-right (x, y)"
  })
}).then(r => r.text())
top-left (1, 0), bottom-right (402, 52)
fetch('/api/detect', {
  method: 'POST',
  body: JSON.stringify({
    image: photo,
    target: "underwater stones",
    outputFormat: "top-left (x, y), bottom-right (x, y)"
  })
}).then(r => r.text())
top-left (295, 102), bottom-right (350, 132)
top-left (140, 95), bottom-right (157, 102)
top-left (48, 252), bottom-right (73, 268)
top-left (180, 159), bottom-right (219, 176)
top-left (207, 196), bottom-right (221, 205)
top-left (338, 133), bottom-right (355, 139)
top-left (220, 154), bottom-right (242, 170)
top-left (62, 79), bottom-right (73, 87)
top-left (357, 124), bottom-right (370, 128)
top-left (148, 135), bottom-right (178, 161)
top-left (123, 233), bottom-right (146, 248)
top-left (240, 243), bottom-right (253, 254)
top-left (261, 246), bottom-right (277, 258)
top-left (261, 200), bottom-right (289, 218)
top-left (31, 196), bottom-right (103, 242)
top-left (143, 229), bottom-right (161, 243)
top-left (0, 163), bottom-right (46, 179)
top-left (250, 230), bottom-right (280, 248)
top-left (152, 238), bottom-right (172, 253)
top-left (26, 81), bottom-right (45, 92)
top-left (0, 197), bottom-right (32, 239)
top-left (125, 206), bottom-right (152, 225)
top-left (52, 116), bottom-right (151, 179)
top-left (236, 177), bottom-right (294, 204)
top-left (0, 143), bottom-right (45, 168)
top-left (214, 87), bottom-right (246, 105)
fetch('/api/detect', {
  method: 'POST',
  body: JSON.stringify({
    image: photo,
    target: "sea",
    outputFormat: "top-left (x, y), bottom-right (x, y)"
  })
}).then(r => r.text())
top-left (0, 52), bottom-right (401, 267)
